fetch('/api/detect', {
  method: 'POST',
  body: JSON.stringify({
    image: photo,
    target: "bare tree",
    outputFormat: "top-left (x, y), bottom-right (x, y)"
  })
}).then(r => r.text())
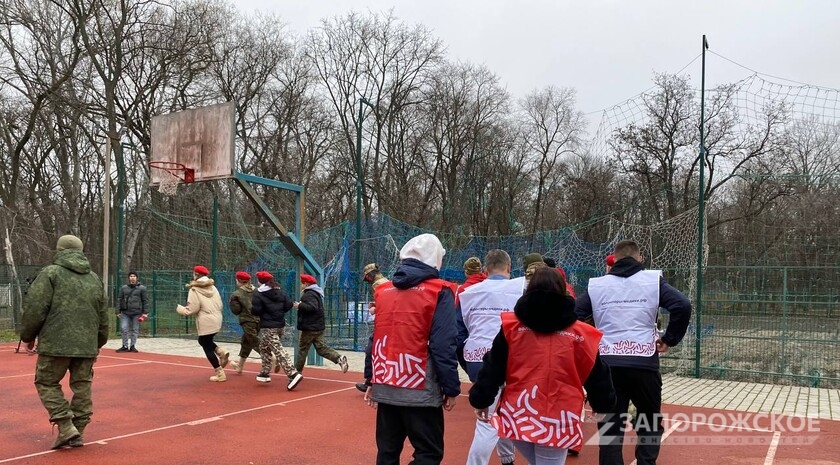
top-left (610, 73), bottom-right (787, 226)
top-left (519, 86), bottom-right (585, 232)
top-left (306, 11), bottom-right (444, 223)
top-left (418, 61), bottom-right (511, 231)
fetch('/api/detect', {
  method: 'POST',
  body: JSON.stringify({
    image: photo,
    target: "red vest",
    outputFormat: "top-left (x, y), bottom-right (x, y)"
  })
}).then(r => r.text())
top-left (493, 314), bottom-right (602, 449)
top-left (371, 279), bottom-right (449, 389)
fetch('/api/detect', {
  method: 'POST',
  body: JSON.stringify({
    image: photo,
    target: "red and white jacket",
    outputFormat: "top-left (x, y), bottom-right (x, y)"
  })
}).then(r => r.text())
top-left (371, 278), bottom-right (450, 389)
top-left (493, 313), bottom-right (602, 449)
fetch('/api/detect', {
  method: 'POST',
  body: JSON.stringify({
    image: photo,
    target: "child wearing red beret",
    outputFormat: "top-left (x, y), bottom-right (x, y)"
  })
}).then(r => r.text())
top-left (293, 274), bottom-right (349, 374)
top-left (176, 265), bottom-right (229, 382)
top-left (229, 271), bottom-right (259, 374)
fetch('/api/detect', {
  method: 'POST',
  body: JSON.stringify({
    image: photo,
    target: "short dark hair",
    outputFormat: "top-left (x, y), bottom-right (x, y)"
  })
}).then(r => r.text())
top-left (614, 240), bottom-right (640, 259)
top-left (543, 257), bottom-right (557, 268)
top-left (525, 267), bottom-right (567, 295)
top-left (484, 249), bottom-right (511, 273)
top-left (128, 271), bottom-right (138, 277)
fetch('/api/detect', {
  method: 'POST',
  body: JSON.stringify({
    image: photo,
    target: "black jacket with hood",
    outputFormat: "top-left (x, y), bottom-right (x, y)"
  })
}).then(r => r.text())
top-left (297, 284), bottom-right (326, 331)
top-left (469, 288), bottom-right (617, 414)
top-left (251, 281), bottom-right (293, 329)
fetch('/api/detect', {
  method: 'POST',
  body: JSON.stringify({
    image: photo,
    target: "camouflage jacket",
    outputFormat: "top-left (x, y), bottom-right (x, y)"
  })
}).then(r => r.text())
top-left (21, 249), bottom-right (109, 357)
top-left (229, 283), bottom-right (258, 326)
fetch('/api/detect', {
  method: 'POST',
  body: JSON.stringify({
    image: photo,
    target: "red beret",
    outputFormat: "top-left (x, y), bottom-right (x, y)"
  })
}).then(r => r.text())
top-left (300, 274), bottom-right (317, 285)
top-left (193, 265), bottom-right (210, 276)
top-left (255, 271), bottom-right (273, 282)
top-left (235, 271), bottom-right (251, 281)
top-left (605, 254), bottom-right (616, 267)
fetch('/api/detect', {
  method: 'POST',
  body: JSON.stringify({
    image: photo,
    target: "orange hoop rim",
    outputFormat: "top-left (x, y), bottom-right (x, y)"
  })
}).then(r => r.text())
top-left (149, 161), bottom-right (195, 183)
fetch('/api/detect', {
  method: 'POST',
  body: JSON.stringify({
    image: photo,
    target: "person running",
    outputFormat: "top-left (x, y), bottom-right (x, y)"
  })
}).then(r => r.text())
top-left (251, 271), bottom-right (303, 390)
top-left (176, 265), bottom-right (230, 382)
top-left (470, 266), bottom-right (616, 465)
top-left (229, 271), bottom-right (259, 374)
top-left (458, 249), bottom-right (521, 465)
top-left (576, 240), bottom-right (691, 465)
top-left (356, 262), bottom-right (388, 392)
top-left (293, 273), bottom-right (349, 374)
top-left (364, 233), bottom-right (461, 465)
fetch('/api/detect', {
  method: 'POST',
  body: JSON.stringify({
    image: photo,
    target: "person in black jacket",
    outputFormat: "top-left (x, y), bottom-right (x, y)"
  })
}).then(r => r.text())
top-left (575, 240), bottom-right (691, 465)
top-left (116, 271), bottom-right (149, 353)
top-left (251, 271), bottom-right (303, 390)
top-left (469, 267), bottom-right (616, 465)
top-left (292, 273), bottom-right (348, 374)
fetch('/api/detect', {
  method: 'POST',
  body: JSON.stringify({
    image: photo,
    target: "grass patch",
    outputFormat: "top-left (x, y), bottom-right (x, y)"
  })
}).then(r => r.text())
top-left (0, 328), bottom-right (19, 342)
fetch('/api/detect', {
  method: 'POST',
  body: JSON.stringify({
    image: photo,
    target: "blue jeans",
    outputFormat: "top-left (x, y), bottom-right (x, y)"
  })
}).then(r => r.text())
top-left (512, 440), bottom-right (568, 465)
top-left (119, 314), bottom-right (141, 347)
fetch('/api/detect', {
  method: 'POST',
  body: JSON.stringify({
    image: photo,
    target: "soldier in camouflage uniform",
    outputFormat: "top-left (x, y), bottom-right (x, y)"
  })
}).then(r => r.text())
top-left (356, 263), bottom-right (389, 392)
top-left (229, 271), bottom-right (259, 373)
top-left (21, 235), bottom-right (109, 450)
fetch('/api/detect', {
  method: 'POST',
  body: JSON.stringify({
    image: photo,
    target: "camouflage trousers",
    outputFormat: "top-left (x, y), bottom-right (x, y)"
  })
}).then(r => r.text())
top-left (238, 322), bottom-right (261, 359)
top-left (295, 330), bottom-right (341, 373)
top-left (34, 355), bottom-right (95, 428)
top-left (258, 328), bottom-right (297, 378)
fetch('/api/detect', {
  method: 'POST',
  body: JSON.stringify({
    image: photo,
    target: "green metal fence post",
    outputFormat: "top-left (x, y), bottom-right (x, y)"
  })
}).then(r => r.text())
top-left (780, 267), bottom-right (788, 374)
top-left (151, 271), bottom-right (157, 336)
top-left (694, 34), bottom-right (710, 378)
top-left (354, 97), bottom-right (374, 351)
top-left (211, 195), bottom-right (218, 273)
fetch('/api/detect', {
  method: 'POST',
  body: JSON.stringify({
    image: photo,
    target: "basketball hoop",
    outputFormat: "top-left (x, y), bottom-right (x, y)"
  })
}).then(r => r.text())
top-left (149, 161), bottom-right (195, 196)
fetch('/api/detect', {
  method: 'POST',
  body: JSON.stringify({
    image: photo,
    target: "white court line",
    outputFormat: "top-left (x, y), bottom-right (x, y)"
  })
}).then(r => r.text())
top-left (5, 353), bottom-right (363, 385)
top-left (98, 355), bottom-right (361, 385)
top-left (0, 386), bottom-right (355, 464)
top-left (0, 361), bottom-right (152, 380)
top-left (628, 421), bottom-right (682, 465)
top-left (763, 431), bottom-right (781, 465)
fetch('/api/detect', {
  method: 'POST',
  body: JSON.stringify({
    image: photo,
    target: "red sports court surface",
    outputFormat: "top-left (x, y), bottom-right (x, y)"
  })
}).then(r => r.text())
top-left (1, 342), bottom-right (838, 464)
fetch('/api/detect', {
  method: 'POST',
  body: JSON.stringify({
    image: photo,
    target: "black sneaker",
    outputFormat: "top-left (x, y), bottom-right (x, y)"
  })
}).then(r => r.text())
top-left (129, 346), bottom-right (138, 353)
top-left (256, 372), bottom-right (271, 383)
top-left (287, 372), bottom-right (303, 391)
top-left (115, 346), bottom-right (129, 353)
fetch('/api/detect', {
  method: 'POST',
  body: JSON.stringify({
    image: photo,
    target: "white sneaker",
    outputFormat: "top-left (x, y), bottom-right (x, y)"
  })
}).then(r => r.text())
top-left (337, 355), bottom-right (349, 373)
top-left (256, 372), bottom-right (271, 383)
top-left (287, 372), bottom-right (303, 390)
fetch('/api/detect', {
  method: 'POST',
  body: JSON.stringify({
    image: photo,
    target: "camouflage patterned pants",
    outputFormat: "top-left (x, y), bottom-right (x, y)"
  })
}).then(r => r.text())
top-left (239, 322), bottom-right (261, 358)
top-left (258, 328), bottom-right (297, 378)
top-left (295, 330), bottom-right (341, 373)
top-left (34, 355), bottom-right (95, 428)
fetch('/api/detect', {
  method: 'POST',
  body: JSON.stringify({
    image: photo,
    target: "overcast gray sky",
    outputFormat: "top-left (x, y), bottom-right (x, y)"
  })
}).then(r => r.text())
top-left (237, 0), bottom-right (840, 114)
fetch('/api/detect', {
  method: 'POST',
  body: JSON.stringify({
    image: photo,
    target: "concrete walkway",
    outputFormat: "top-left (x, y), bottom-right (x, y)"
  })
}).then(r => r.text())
top-left (111, 337), bottom-right (840, 421)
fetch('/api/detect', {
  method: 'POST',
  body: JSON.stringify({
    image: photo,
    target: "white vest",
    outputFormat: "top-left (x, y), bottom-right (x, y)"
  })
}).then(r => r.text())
top-left (460, 277), bottom-right (526, 363)
top-left (589, 270), bottom-right (661, 357)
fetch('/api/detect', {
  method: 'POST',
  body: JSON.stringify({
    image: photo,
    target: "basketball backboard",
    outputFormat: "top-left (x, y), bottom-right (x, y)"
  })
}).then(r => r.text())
top-left (150, 102), bottom-right (235, 185)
